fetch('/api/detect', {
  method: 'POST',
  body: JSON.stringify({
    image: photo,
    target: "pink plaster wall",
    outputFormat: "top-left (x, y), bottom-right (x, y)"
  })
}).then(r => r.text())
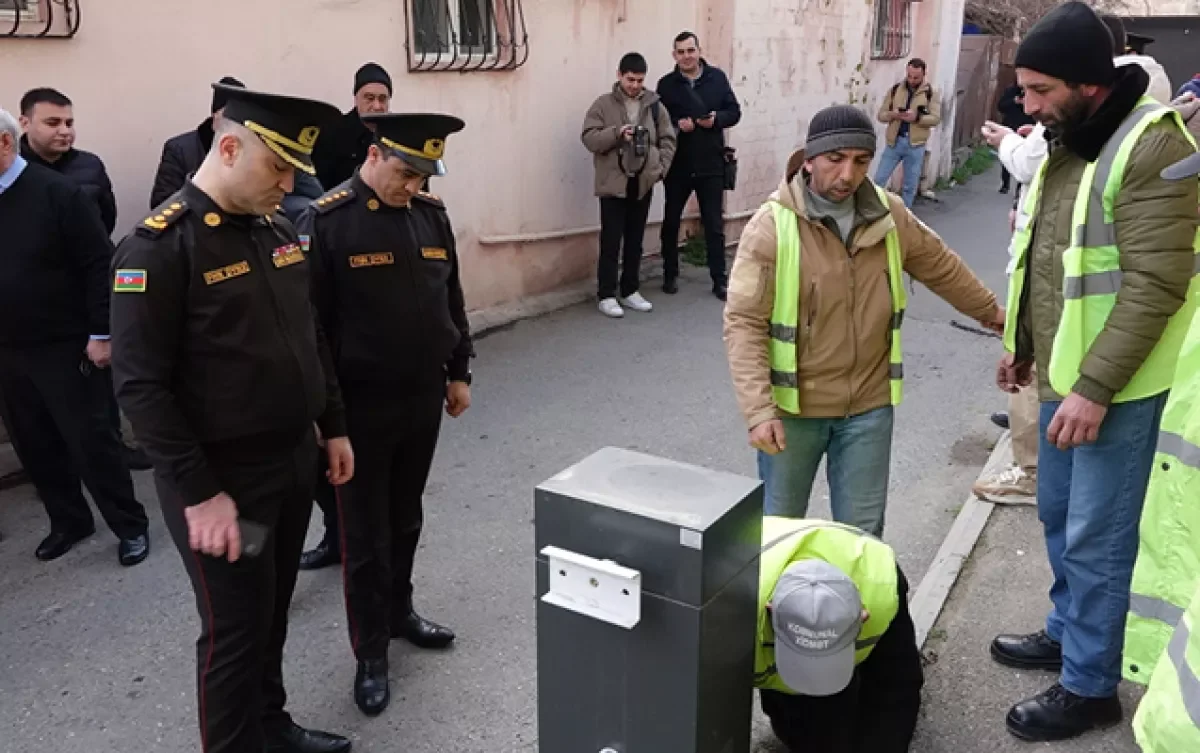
top-left (0, 0), bottom-right (962, 314)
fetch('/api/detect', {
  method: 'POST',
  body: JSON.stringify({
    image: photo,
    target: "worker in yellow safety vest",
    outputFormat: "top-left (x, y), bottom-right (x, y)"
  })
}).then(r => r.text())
top-left (754, 516), bottom-right (924, 753)
top-left (1124, 146), bottom-right (1200, 753)
top-left (990, 1), bottom-right (1199, 745)
top-left (723, 103), bottom-right (1003, 539)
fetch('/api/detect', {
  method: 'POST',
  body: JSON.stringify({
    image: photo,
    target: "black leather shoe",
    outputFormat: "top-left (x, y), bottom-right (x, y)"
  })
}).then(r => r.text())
top-left (991, 630), bottom-right (1063, 670)
top-left (712, 283), bottom-right (727, 301)
top-left (299, 540), bottom-right (340, 571)
top-left (35, 529), bottom-right (94, 561)
top-left (393, 611), bottom-right (456, 649)
top-left (354, 658), bottom-right (390, 716)
top-left (265, 721), bottom-right (351, 753)
top-left (118, 533), bottom-right (149, 566)
top-left (662, 277), bottom-right (678, 295)
top-left (1007, 683), bottom-right (1121, 742)
top-left (990, 411), bottom-right (1010, 430)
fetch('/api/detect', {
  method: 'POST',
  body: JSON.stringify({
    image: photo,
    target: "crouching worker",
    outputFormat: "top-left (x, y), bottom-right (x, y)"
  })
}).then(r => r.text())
top-left (755, 516), bottom-right (924, 752)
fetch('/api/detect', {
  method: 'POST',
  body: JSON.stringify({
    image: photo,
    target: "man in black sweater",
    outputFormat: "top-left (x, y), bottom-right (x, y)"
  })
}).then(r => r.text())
top-left (0, 108), bottom-right (149, 566)
top-left (656, 30), bottom-right (741, 300)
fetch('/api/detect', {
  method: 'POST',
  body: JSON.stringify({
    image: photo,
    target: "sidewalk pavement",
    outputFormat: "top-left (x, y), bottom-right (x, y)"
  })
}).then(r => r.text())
top-left (911, 437), bottom-right (1143, 752)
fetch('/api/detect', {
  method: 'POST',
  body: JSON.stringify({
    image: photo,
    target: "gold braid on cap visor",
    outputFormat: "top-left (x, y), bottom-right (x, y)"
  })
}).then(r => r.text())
top-left (243, 120), bottom-right (318, 175)
top-left (379, 135), bottom-right (445, 161)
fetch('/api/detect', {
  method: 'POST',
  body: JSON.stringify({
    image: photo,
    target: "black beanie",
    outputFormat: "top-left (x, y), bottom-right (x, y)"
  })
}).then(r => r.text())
top-left (1099, 13), bottom-right (1127, 54)
top-left (805, 105), bottom-right (877, 158)
top-left (1015, 2), bottom-right (1115, 86)
top-left (211, 76), bottom-right (245, 113)
top-left (354, 62), bottom-right (393, 96)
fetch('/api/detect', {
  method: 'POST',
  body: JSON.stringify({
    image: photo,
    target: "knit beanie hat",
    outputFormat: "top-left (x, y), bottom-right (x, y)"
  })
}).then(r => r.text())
top-left (354, 62), bottom-right (393, 96)
top-left (805, 105), bottom-right (877, 158)
top-left (1099, 13), bottom-right (1127, 54)
top-left (1015, 2), bottom-right (1115, 86)
top-left (211, 76), bottom-right (245, 113)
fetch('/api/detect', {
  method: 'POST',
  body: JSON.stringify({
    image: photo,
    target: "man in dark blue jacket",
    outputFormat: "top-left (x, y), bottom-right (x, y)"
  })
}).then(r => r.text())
top-left (19, 87), bottom-right (152, 471)
top-left (19, 88), bottom-right (116, 235)
top-left (655, 31), bottom-right (741, 300)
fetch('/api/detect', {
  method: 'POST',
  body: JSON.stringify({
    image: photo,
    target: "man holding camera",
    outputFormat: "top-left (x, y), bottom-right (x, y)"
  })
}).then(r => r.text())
top-left (582, 52), bottom-right (676, 318)
top-left (875, 58), bottom-right (941, 208)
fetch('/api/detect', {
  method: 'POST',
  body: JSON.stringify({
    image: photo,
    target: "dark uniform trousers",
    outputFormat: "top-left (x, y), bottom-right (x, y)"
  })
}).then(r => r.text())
top-left (0, 340), bottom-right (146, 538)
top-left (158, 432), bottom-right (317, 753)
top-left (759, 568), bottom-right (924, 753)
top-left (339, 388), bottom-right (443, 661)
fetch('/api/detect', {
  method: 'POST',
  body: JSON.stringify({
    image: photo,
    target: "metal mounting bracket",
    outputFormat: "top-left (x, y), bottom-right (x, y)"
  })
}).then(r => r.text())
top-left (540, 546), bottom-right (642, 629)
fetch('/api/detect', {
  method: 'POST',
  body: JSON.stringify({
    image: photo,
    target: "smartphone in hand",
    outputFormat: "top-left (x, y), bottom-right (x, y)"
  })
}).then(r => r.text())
top-left (238, 519), bottom-right (270, 558)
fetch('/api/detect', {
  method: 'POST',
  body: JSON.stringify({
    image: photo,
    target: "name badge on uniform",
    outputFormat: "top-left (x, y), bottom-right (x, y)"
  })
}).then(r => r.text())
top-left (349, 253), bottom-right (395, 268)
top-left (204, 261), bottom-right (252, 285)
top-left (421, 247), bottom-right (448, 261)
top-left (272, 243), bottom-right (305, 268)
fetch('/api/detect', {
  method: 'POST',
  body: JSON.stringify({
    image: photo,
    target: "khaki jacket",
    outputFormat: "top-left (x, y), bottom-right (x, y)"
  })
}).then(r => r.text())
top-left (723, 150), bottom-right (999, 428)
top-left (877, 81), bottom-right (941, 148)
top-left (581, 84), bottom-right (676, 200)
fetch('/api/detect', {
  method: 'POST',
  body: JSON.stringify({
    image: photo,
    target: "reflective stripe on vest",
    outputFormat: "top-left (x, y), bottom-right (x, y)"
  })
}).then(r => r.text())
top-left (767, 184), bottom-right (908, 415)
top-left (753, 517), bottom-right (900, 694)
top-left (1126, 311), bottom-right (1200, 685)
top-left (1133, 599), bottom-right (1200, 752)
top-left (1003, 97), bottom-right (1200, 402)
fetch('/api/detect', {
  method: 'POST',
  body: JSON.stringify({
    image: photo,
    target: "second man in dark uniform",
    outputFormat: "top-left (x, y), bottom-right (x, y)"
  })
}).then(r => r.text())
top-left (297, 112), bottom-right (473, 716)
top-left (110, 84), bottom-right (355, 753)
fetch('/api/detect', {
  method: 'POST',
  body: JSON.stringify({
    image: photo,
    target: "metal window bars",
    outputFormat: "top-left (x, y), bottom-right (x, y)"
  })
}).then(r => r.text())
top-left (871, 0), bottom-right (912, 60)
top-left (1, 0), bottom-right (81, 39)
top-left (406, 0), bottom-right (529, 73)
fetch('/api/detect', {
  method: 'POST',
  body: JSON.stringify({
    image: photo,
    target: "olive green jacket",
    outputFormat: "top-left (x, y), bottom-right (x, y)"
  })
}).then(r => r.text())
top-left (1014, 66), bottom-right (1198, 404)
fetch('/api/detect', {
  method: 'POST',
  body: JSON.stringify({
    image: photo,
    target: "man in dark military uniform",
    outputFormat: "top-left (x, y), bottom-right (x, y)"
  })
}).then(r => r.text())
top-left (110, 83), bottom-right (356, 753)
top-left (297, 112), bottom-right (473, 716)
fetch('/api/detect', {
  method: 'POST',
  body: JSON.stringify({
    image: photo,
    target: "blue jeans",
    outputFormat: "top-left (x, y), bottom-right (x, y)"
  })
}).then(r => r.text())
top-left (874, 135), bottom-right (925, 208)
top-left (1037, 393), bottom-right (1167, 698)
top-left (756, 407), bottom-right (894, 537)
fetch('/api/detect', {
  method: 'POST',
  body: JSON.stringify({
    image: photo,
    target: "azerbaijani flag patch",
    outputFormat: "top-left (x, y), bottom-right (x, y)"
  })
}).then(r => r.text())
top-left (298, 234), bottom-right (311, 253)
top-left (114, 269), bottom-right (147, 293)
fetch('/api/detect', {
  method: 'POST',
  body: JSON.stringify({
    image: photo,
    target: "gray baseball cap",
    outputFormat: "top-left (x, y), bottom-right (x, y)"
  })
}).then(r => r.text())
top-left (770, 559), bottom-right (864, 697)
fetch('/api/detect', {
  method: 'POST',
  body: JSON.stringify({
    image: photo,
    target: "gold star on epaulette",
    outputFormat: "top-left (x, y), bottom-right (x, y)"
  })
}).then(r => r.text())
top-left (314, 187), bottom-right (355, 215)
top-left (138, 200), bottom-right (189, 235)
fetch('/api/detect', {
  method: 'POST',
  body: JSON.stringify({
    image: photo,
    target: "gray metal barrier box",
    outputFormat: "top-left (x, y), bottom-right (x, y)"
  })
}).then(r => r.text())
top-left (534, 447), bottom-right (763, 753)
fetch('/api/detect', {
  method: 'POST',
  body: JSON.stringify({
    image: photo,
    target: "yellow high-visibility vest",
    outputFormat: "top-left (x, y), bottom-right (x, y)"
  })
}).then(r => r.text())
top-left (767, 183), bottom-right (907, 414)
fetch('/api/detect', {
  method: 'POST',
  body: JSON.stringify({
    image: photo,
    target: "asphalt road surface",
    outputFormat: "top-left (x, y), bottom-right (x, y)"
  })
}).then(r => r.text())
top-left (0, 167), bottom-right (1016, 752)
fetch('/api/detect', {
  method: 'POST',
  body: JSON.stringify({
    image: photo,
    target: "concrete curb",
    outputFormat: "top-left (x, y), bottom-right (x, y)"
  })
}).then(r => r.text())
top-left (910, 431), bottom-right (1014, 647)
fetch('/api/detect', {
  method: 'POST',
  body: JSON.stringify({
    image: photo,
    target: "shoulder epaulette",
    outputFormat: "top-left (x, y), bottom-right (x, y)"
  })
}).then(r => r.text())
top-left (313, 186), bottom-right (355, 214)
top-left (136, 198), bottom-right (190, 237)
top-left (412, 190), bottom-right (445, 210)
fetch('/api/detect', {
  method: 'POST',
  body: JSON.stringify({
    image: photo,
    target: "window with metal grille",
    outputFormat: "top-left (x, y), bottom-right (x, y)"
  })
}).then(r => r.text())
top-left (871, 0), bottom-right (912, 60)
top-left (406, 0), bottom-right (529, 72)
top-left (2, 0), bottom-right (82, 39)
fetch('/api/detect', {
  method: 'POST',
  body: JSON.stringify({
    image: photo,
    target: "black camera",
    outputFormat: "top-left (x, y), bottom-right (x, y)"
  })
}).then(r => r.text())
top-left (633, 126), bottom-right (649, 156)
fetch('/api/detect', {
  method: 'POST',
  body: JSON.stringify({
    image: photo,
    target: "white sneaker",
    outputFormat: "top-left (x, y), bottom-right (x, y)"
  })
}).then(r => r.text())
top-left (972, 465), bottom-right (1037, 504)
top-left (620, 292), bottom-right (653, 313)
top-left (598, 297), bottom-right (624, 318)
